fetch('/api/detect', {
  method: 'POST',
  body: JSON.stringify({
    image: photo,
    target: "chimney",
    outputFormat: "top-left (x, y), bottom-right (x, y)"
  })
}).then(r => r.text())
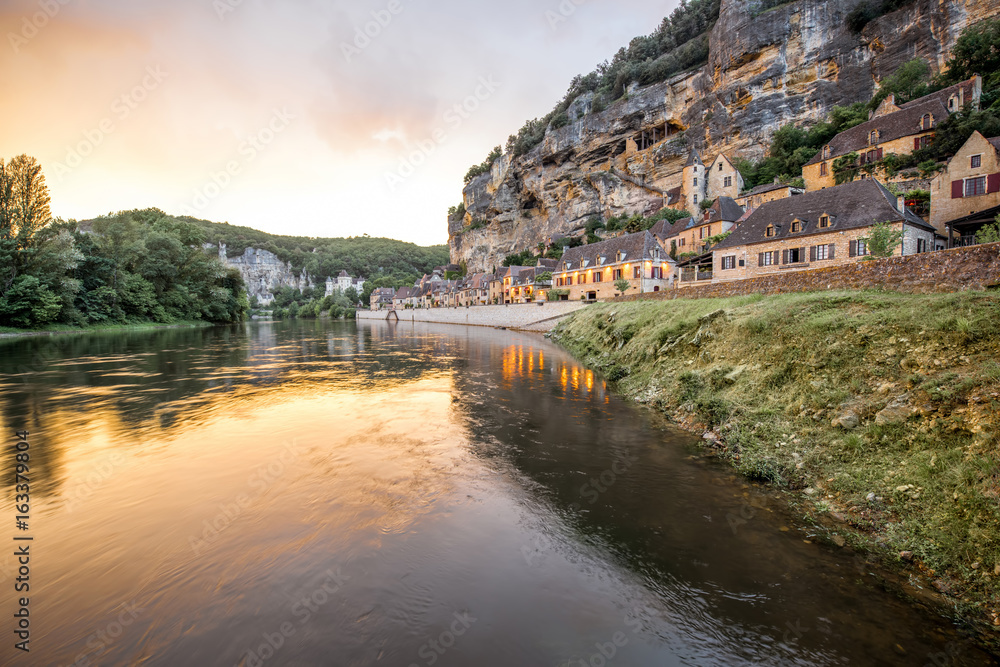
top-left (897, 195), bottom-right (906, 213)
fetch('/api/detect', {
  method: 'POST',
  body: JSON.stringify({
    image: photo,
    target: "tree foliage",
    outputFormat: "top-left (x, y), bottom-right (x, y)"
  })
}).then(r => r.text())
top-left (860, 222), bottom-right (904, 258)
top-left (500, 0), bottom-right (720, 159)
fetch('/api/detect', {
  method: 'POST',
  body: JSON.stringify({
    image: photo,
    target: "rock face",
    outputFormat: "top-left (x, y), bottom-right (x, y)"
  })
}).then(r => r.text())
top-left (218, 244), bottom-right (315, 305)
top-left (450, 0), bottom-right (999, 273)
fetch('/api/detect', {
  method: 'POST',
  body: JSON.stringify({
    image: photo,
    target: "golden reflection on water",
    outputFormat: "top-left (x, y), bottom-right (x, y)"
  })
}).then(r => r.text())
top-left (500, 344), bottom-right (605, 403)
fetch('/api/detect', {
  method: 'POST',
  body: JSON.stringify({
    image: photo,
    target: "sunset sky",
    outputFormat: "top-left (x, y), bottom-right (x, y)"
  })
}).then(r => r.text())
top-left (1, 0), bottom-right (675, 246)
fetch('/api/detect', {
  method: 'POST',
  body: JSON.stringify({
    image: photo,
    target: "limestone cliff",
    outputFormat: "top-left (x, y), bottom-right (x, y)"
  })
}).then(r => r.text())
top-left (217, 244), bottom-right (315, 305)
top-left (450, 0), bottom-right (1000, 273)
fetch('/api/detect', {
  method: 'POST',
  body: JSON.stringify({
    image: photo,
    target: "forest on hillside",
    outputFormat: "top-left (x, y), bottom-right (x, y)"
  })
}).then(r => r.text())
top-left (183, 216), bottom-right (450, 285)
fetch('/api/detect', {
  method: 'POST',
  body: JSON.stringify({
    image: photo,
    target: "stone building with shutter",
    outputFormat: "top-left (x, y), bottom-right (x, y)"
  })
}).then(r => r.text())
top-left (929, 131), bottom-right (1000, 244)
top-left (802, 77), bottom-right (981, 191)
top-left (552, 231), bottom-right (674, 301)
top-left (651, 197), bottom-right (744, 257)
top-left (710, 180), bottom-right (937, 283)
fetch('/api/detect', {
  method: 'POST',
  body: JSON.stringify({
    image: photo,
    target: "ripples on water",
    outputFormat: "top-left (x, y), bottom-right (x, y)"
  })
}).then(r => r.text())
top-left (0, 320), bottom-right (993, 666)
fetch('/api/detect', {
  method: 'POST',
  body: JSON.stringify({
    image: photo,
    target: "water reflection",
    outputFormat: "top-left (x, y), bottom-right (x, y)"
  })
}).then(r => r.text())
top-left (0, 320), bottom-right (991, 666)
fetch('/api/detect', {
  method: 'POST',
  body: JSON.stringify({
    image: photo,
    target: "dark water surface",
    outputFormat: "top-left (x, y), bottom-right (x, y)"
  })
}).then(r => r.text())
top-left (0, 320), bottom-right (993, 666)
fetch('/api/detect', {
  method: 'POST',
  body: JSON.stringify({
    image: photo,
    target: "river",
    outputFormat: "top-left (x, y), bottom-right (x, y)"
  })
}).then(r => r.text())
top-left (0, 320), bottom-right (993, 666)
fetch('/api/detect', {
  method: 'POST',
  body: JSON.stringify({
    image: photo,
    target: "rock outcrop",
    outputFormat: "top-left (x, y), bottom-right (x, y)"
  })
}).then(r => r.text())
top-left (217, 244), bottom-right (315, 305)
top-left (450, 0), bottom-right (999, 273)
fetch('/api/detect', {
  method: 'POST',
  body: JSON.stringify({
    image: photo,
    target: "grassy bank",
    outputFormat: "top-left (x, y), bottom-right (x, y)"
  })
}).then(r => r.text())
top-left (552, 290), bottom-right (1000, 646)
top-left (0, 320), bottom-right (216, 339)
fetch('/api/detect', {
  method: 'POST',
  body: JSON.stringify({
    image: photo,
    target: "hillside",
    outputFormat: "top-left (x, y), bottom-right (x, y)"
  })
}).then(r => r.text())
top-left (181, 216), bottom-right (450, 284)
top-left (450, 0), bottom-right (1000, 272)
top-left (552, 291), bottom-right (1000, 651)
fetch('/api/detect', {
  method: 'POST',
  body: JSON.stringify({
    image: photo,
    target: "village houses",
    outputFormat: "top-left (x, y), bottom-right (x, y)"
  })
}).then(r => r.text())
top-left (802, 77), bottom-right (982, 191)
top-left (552, 230), bottom-right (674, 300)
top-left (929, 130), bottom-right (1000, 245)
top-left (651, 196), bottom-right (744, 258)
top-left (710, 179), bottom-right (937, 284)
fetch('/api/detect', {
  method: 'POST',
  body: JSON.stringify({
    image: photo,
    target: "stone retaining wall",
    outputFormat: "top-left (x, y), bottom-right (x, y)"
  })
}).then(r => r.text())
top-left (618, 242), bottom-right (1000, 302)
top-left (356, 301), bottom-right (590, 331)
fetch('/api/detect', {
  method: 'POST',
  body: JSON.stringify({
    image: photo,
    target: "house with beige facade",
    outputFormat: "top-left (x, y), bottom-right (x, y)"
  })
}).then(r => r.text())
top-left (802, 77), bottom-right (982, 191)
top-left (552, 230), bottom-right (674, 300)
top-left (929, 131), bottom-right (1000, 245)
top-left (710, 179), bottom-right (937, 283)
top-left (652, 196), bottom-right (744, 258)
top-left (735, 181), bottom-right (804, 213)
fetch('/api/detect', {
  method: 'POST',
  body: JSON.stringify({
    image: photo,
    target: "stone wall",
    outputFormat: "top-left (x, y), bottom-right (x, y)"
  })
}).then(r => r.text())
top-left (622, 242), bottom-right (1000, 302)
top-left (356, 301), bottom-right (591, 332)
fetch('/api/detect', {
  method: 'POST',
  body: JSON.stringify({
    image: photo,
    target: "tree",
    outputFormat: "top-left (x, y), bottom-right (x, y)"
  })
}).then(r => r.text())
top-left (975, 217), bottom-right (1000, 244)
top-left (869, 58), bottom-right (932, 109)
top-left (615, 278), bottom-right (632, 295)
top-left (0, 155), bottom-right (52, 296)
top-left (860, 222), bottom-right (904, 258)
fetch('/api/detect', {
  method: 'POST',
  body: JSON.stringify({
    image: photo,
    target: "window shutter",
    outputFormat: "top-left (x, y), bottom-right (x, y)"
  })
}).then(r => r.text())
top-left (758, 252), bottom-right (764, 266)
top-left (782, 250), bottom-right (788, 265)
top-left (850, 240), bottom-right (857, 257)
top-left (829, 244), bottom-right (836, 259)
top-left (952, 180), bottom-right (964, 198)
top-left (914, 138), bottom-right (920, 150)
top-left (989, 173), bottom-right (1000, 194)
top-left (800, 248), bottom-right (806, 263)
top-left (810, 246), bottom-right (816, 262)
top-left (876, 148), bottom-right (883, 160)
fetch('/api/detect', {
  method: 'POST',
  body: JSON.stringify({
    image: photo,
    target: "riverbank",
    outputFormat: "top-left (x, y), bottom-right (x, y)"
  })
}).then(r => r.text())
top-left (356, 301), bottom-right (589, 332)
top-left (0, 320), bottom-right (215, 340)
top-left (551, 290), bottom-right (1000, 651)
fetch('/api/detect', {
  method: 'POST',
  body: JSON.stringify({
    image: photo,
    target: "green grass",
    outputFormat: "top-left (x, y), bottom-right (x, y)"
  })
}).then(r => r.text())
top-left (0, 320), bottom-right (215, 338)
top-left (552, 290), bottom-right (1000, 645)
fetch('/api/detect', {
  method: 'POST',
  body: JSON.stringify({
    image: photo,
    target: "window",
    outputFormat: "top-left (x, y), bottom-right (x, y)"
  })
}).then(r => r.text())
top-left (700, 226), bottom-right (709, 239)
top-left (948, 95), bottom-right (957, 110)
top-left (813, 244), bottom-right (833, 261)
top-left (616, 251), bottom-right (625, 262)
top-left (866, 149), bottom-right (877, 163)
top-left (633, 266), bottom-right (641, 279)
top-left (850, 240), bottom-right (868, 257)
top-left (612, 269), bottom-right (623, 280)
top-left (820, 162), bottom-right (828, 177)
top-left (579, 274), bottom-right (587, 284)
top-left (966, 176), bottom-right (986, 196)
top-left (722, 255), bottom-right (736, 270)
top-left (790, 220), bottom-right (802, 233)
top-left (651, 267), bottom-right (663, 279)
top-left (971, 154), bottom-right (982, 168)
top-left (718, 163), bottom-right (723, 171)
top-left (759, 251), bottom-right (777, 266)
top-left (818, 215), bottom-right (830, 228)
top-left (724, 176), bottom-right (732, 187)
top-left (917, 238), bottom-right (927, 253)
top-left (693, 177), bottom-right (698, 186)
top-left (822, 145), bottom-right (830, 159)
top-left (693, 195), bottom-right (698, 204)
top-left (765, 225), bottom-right (776, 238)
top-left (869, 130), bottom-right (878, 145)
top-left (920, 114), bottom-right (932, 130)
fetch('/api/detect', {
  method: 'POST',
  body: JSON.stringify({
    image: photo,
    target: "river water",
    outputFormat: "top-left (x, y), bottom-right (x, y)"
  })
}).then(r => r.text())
top-left (0, 320), bottom-right (993, 666)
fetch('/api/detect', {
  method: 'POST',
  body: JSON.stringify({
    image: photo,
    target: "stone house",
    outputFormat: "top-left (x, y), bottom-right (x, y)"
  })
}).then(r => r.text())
top-left (651, 196), bottom-right (744, 258)
top-left (735, 181), bottom-right (805, 213)
top-left (711, 179), bottom-right (937, 283)
top-left (369, 287), bottom-right (395, 311)
top-left (392, 286), bottom-right (413, 309)
top-left (802, 77), bottom-right (981, 191)
top-left (929, 131), bottom-right (1000, 244)
top-left (707, 153), bottom-right (744, 202)
top-left (456, 273), bottom-right (492, 306)
top-left (662, 150), bottom-right (744, 217)
top-left (552, 230), bottom-right (674, 301)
